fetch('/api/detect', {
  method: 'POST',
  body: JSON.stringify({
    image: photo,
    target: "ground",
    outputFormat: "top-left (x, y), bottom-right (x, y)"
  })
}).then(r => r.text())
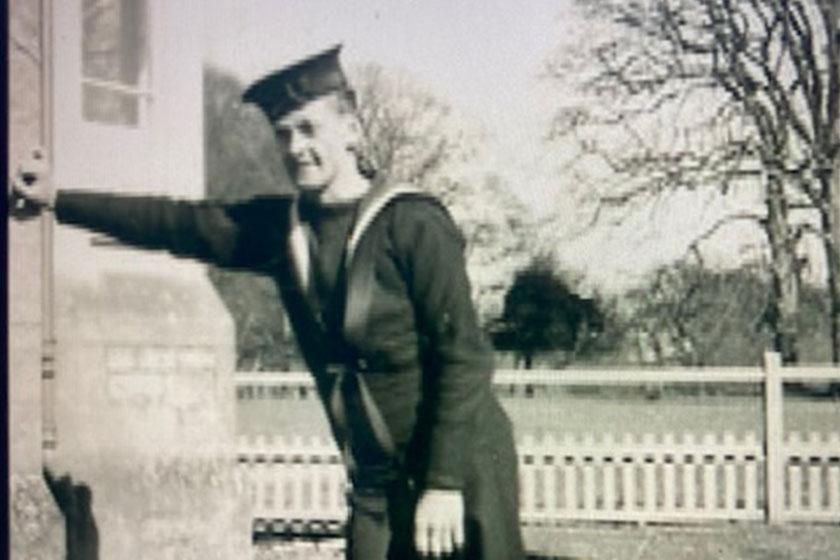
top-left (522, 522), bottom-right (840, 560)
top-left (252, 522), bottom-right (840, 559)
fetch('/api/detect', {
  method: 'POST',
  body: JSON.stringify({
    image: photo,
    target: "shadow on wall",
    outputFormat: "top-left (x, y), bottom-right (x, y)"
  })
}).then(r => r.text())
top-left (44, 468), bottom-right (99, 560)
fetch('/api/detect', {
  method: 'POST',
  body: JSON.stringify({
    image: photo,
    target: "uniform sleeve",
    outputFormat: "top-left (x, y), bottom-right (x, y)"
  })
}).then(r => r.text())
top-left (391, 199), bottom-right (495, 490)
top-left (54, 190), bottom-right (290, 269)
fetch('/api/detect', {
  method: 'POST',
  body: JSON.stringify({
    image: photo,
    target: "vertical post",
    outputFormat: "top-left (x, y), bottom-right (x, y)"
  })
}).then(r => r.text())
top-left (8, 1), bottom-right (66, 556)
top-left (744, 432), bottom-right (759, 515)
top-left (764, 351), bottom-right (785, 524)
top-left (39, 0), bottom-right (57, 457)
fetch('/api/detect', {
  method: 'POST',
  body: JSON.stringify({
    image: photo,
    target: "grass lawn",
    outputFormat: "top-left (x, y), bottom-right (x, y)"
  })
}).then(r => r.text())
top-left (253, 522), bottom-right (840, 559)
top-left (526, 523), bottom-right (840, 560)
top-left (522, 521), bottom-right (840, 560)
top-left (237, 390), bottom-right (840, 440)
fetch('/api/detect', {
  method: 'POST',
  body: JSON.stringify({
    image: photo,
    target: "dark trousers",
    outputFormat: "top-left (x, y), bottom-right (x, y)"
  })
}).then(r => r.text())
top-left (345, 411), bottom-right (526, 560)
top-left (346, 480), bottom-right (420, 560)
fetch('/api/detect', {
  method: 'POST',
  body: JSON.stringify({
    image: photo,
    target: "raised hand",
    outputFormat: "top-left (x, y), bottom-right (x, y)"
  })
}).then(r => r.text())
top-left (9, 149), bottom-right (54, 218)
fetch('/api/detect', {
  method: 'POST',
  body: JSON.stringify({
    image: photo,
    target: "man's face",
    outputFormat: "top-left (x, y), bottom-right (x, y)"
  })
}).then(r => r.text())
top-left (272, 95), bottom-right (360, 196)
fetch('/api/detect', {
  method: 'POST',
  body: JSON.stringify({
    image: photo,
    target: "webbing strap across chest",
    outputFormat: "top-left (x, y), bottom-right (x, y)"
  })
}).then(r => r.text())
top-left (286, 184), bottom-right (427, 468)
top-left (286, 184), bottom-right (424, 295)
top-left (332, 185), bottom-right (427, 465)
top-left (342, 184), bottom-right (426, 344)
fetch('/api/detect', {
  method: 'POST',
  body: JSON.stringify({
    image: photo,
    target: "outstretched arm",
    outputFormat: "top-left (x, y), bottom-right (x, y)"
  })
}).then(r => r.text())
top-left (10, 163), bottom-right (292, 270)
top-left (55, 190), bottom-right (245, 266)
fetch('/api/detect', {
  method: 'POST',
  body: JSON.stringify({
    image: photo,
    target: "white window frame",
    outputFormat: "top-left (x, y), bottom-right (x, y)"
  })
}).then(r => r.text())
top-left (80, 0), bottom-right (154, 128)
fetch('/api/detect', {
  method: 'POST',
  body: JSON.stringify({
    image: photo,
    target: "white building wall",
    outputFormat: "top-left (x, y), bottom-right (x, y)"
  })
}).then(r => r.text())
top-left (12, 1), bottom-right (251, 558)
top-left (51, 0), bottom-right (211, 282)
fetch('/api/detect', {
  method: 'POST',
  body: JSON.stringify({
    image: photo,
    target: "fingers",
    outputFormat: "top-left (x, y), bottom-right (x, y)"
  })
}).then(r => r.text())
top-left (415, 520), bottom-right (459, 557)
top-left (452, 514), bottom-right (465, 550)
top-left (414, 518), bottom-right (426, 555)
top-left (433, 522), bottom-right (447, 557)
top-left (9, 154), bottom-right (54, 214)
top-left (413, 489), bottom-right (465, 557)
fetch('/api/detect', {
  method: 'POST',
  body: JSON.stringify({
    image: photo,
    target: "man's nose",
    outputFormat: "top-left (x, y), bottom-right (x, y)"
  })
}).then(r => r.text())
top-left (288, 130), bottom-right (309, 157)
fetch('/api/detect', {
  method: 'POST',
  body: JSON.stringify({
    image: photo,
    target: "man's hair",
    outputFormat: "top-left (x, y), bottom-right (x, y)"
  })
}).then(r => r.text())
top-left (330, 87), bottom-right (358, 115)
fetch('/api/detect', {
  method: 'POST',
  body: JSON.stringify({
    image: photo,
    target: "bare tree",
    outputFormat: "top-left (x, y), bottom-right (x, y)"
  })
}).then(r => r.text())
top-left (550, 0), bottom-right (839, 363)
top-left (351, 63), bottom-right (478, 191)
top-left (626, 259), bottom-right (831, 365)
top-left (625, 262), bottom-right (774, 366)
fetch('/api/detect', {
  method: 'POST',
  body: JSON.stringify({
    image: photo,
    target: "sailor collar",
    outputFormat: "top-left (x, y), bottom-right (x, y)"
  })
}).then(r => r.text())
top-left (287, 183), bottom-right (425, 292)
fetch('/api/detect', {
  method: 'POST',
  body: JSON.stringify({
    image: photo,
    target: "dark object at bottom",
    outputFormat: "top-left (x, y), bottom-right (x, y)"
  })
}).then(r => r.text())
top-left (44, 468), bottom-right (100, 560)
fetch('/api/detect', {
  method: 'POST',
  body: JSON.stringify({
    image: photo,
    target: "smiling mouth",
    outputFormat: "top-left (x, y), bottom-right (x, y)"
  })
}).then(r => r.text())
top-left (293, 157), bottom-right (322, 169)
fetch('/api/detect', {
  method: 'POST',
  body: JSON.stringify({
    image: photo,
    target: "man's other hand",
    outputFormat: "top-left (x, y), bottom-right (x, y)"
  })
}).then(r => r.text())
top-left (9, 150), bottom-right (54, 217)
top-left (414, 488), bottom-right (465, 557)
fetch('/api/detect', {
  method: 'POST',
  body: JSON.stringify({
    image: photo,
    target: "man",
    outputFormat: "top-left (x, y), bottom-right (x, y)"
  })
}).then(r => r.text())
top-left (12, 45), bottom-right (525, 560)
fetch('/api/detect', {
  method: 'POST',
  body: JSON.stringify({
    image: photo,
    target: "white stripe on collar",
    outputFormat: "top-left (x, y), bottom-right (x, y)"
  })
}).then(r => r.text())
top-left (345, 184), bottom-right (425, 263)
top-left (288, 185), bottom-right (428, 291)
top-left (288, 201), bottom-right (311, 290)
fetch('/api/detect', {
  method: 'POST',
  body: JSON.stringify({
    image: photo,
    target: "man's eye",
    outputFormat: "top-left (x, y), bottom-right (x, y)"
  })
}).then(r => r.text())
top-left (299, 121), bottom-right (315, 136)
top-left (274, 127), bottom-right (292, 143)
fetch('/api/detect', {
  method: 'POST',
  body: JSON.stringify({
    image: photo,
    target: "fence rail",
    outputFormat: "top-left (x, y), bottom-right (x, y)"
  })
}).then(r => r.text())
top-left (235, 353), bottom-right (840, 531)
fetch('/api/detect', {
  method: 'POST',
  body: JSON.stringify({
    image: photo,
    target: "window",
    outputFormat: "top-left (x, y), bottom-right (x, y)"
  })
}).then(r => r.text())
top-left (81, 0), bottom-right (150, 126)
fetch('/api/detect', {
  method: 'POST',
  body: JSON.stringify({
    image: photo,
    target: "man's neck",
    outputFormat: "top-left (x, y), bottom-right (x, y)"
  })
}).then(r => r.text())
top-left (317, 171), bottom-right (371, 205)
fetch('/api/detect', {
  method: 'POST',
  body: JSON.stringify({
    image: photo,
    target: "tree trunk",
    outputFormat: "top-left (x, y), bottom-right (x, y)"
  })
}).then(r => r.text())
top-left (764, 173), bottom-right (800, 364)
top-left (822, 162), bottom-right (840, 363)
top-left (821, 0), bottom-right (840, 363)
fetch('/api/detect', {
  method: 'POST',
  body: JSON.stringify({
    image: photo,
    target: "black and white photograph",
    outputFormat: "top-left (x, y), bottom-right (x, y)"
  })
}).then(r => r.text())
top-left (8, 1), bottom-right (840, 559)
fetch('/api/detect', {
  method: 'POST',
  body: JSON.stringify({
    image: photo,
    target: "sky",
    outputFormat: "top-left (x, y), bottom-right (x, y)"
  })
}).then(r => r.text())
top-left (202, 0), bottom-right (774, 291)
top-left (203, 0), bottom-right (570, 203)
top-left (203, 0), bottom-right (566, 119)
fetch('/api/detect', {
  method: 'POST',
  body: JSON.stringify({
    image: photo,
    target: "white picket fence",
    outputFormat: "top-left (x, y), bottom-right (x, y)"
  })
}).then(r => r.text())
top-left (237, 429), bottom-right (840, 532)
top-left (236, 353), bottom-right (840, 532)
top-left (518, 430), bottom-right (840, 524)
top-left (239, 434), bottom-right (348, 535)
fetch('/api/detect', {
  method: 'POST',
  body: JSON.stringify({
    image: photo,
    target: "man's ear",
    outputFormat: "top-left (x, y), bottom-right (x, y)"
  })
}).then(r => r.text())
top-left (346, 115), bottom-right (364, 150)
top-left (345, 116), bottom-right (363, 144)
